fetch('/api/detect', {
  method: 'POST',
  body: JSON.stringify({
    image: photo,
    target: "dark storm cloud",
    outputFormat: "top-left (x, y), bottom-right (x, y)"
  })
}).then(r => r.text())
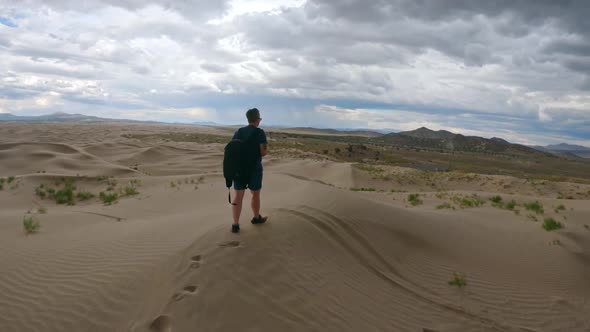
top-left (0, 0), bottom-right (588, 145)
top-left (21, 0), bottom-right (231, 19)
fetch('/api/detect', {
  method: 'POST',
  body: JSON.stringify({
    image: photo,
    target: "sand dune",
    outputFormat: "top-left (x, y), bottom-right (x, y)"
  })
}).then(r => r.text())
top-left (0, 122), bottom-right (588, 332)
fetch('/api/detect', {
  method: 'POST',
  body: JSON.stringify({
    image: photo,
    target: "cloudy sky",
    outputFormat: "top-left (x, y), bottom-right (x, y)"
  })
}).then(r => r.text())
top-left (1, 0), bottom-right (589, 146)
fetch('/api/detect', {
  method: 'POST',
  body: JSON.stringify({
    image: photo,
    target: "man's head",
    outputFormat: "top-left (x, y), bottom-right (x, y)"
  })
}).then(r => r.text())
top-left (246, 108), bottom-right (262, 126)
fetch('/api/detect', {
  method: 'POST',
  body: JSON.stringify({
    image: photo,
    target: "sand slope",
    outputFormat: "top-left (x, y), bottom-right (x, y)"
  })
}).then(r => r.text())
top-left (0, 122), bottom-right (588, 332)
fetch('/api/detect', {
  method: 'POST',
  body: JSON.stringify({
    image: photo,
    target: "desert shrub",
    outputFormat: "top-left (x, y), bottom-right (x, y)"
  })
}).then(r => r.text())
top-left (99, 192), bottom-right (118, 205)
top-left (7, 176), bottom-right (15, 183)
top-left (542, 218), bottom-right (562, 231)
top-left (454, 195), bottom-right (484, 208)
top-left (53, 183), bottom-right (76, 205)
top-left (504, 200), bottom-right (517, 210)
top-left (123, 186), bottom-right (139, 196)
top-left (448, 273), bottom-right (467, 287)
top-left (436, 202), bottom-right (453, 209)
top-left (23, 215), bottom-right (41, 234)
top-left (106, 178), bottom-right (117, 191)
top-left (37, 207), bottom-right (47, 214)
top-left (524, 201), bottom-right (544, 214)
top-left (76, 191), bottom-right (95, 201)
top-left (554, 204), bottom-right (565, 213)
top-left (408, 193), bottom-right (423, 206)
top-left (489, 195), bottom-right (503, 207)
top-left (350, 187), bottom-right (376, 192)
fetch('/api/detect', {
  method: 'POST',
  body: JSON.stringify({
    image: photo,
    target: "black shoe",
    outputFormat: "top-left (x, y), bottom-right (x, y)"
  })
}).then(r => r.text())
top-left (251, 215), bottom-right (268, 225)
top-left (231, 224), bottom-right (240, 233)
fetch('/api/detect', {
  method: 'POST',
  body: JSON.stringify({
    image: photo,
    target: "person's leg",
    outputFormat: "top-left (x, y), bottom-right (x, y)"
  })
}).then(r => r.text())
top-left (232, 189), bottom-right (246, 224)
top-left (251, 190), bottom-right (261, 218)
top-left (248, 171), bottom-right (263, 218)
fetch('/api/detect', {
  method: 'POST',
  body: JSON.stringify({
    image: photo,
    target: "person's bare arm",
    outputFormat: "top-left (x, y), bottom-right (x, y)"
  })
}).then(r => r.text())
top-left (260, 143), bottom-right (268, 157)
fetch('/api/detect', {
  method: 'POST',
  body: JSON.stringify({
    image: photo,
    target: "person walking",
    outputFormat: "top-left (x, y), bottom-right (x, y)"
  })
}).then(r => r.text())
top-left (227, 108), bottom-right (268, 233)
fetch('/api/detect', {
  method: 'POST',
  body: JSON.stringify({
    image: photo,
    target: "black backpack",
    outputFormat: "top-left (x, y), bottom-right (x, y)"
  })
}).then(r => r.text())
top-left (223, 128), bottom-right (262, 203)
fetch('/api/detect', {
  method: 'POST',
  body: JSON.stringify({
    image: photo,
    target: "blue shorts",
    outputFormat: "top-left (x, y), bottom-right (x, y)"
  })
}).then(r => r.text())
top-left (234, 171), bottom-right (263, 191)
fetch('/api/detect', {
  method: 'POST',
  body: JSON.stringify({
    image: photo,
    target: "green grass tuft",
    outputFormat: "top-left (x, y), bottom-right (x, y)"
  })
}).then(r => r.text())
top-left (54, 183), bottom-right (76, 205)
top-left (448, 273), bottom-right (467, 287)
top-left (123, 186), bottom-right (139, 196)
top-left (407, 193), bottom-right (423, 206)
top-left (453, 194), bottom-right (485, 208)
top-left (99, 192), bottom-right (118, 205)
top-left (23, 215), bottom-right (41, 235)
top-left (7, 176), bottom-right (15, 183)
top-left (490, 195), bottom-right (503, 204)
top-left (350, 187), bottom-right (376, 192)
top-left (504, 200), bottom-right (517, 210)
top-left (76, 191), bottom-right (95, 201)
top-left (542, 218), bottom-right (562, 231)
top-left (524, 201), bottom-right (544, 214)
top-left (554, 204), bottom-right (566, 213)
top-left (436, 202), bottom-right (453, 209)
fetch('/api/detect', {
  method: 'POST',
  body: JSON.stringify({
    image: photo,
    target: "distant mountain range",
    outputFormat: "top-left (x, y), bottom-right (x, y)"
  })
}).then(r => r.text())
top-left (531, 143), bottom-right (590, 159)
top-left (2, 113), bottom-right (587, 159)
top-left (371, 127), bottom-right (550, 156)
top-left (0, 112), bottom-right (152, 123)
top-left (0, 112), bottom-right (217, 126)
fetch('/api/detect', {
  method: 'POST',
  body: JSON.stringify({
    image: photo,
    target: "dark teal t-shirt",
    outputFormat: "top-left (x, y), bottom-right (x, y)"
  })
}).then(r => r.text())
top-left (232, 125), bottom-right (267, 171)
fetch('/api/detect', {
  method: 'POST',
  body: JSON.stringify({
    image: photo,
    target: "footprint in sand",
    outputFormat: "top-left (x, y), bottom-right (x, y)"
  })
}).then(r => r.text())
top-left (171, 285), bottom-right (198, 302)
top-left (190, 254), bottom-right (201, 269)
top-left (219, 240), bottom-right (241, 248)
top-left (150, 315), bottom-right (172, 332)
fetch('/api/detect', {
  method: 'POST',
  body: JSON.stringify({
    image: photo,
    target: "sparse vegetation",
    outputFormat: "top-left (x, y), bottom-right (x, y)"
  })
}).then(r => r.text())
top-left (106, 178), bottom-right (117, 191)
top-left (554, 204), bottom-right (566, 213)
top-left (23, 215), bottom-right (41, 235)
top-left (490, 195), bottom-right (503, 206)
top-left (54, 183), bottom-right (76, 205)
top-left (448, 273), bottom-right (467, 287)
top-left (504, 200), bottom-right (517, 210)
top-left (453, 194), bottom-right (485, 208)
top-left (408, 193), bottom-right (423, 206)
top-left (99, 192), bottom-right (118, 205)
top-left (436, 202), bottom-right (453, 209)
top-left (542, 218), bottom-right (562, 231)
top-left (350, 187), bottom-right (376, 192)
top-left (7, 176), bottom-right (15, 183)
top-left (35, 181), bottom-right (79, 205)
top-left (123, 185), bottom-right (139, 196)
top-left (76, 191), bottom-right (95, 201)
top-left (37, 207), bottom-right (47, 214)
top-left (524, 201), bottom-right (544, 214)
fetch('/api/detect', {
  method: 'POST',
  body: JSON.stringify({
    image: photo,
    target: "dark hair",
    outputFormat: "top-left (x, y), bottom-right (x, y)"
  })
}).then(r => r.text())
top-left (246, 108), bottom-right (261, 123)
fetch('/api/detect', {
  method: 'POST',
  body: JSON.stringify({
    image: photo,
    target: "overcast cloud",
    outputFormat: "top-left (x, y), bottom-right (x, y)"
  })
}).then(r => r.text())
top-left (0, 0), bottom-right (589, 145)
